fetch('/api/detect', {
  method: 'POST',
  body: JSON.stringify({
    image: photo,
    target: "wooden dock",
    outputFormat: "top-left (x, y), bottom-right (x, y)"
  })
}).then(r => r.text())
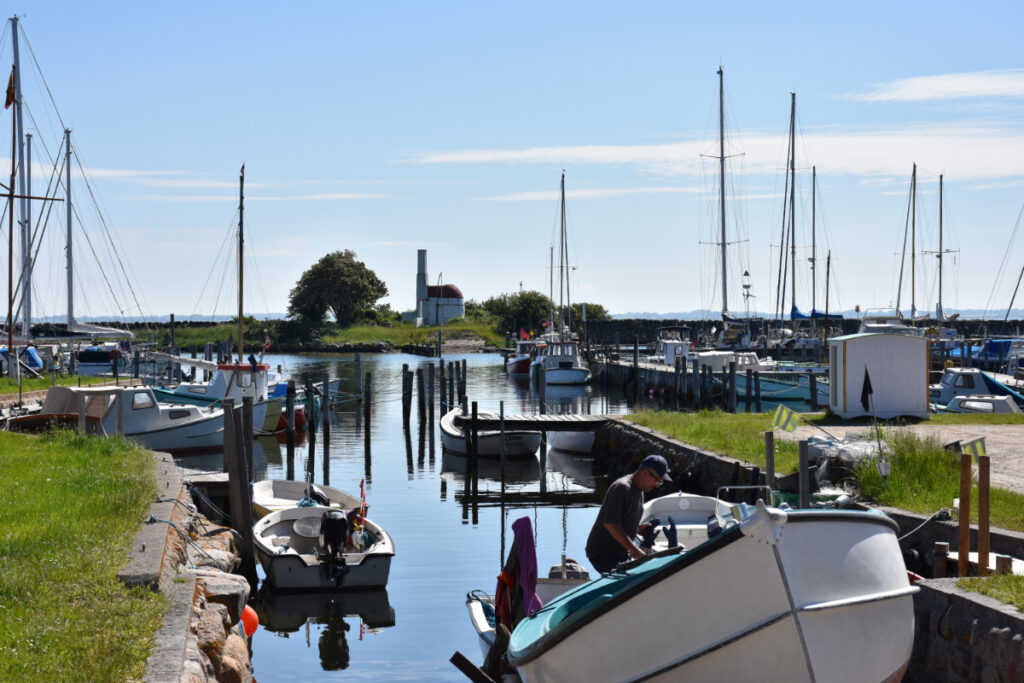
top-left (452, 412), bottom-right (614, 432)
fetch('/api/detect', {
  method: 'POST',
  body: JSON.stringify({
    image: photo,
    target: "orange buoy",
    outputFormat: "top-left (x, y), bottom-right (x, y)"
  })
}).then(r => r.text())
top-left (241, 604), bottom-right (259, 637)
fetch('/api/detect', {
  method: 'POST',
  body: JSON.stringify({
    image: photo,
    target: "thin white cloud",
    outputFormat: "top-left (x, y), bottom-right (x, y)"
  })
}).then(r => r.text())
top-left (411, 123), bottom-right (1024, 182)
top-left (127, 178), bottom-right (275, 189)
top-left (850, 69), bottom-right (1024, 102)
top-left (477, 186), bottom-right (698, 202)
top-left (125, 192), bottom-right (387, 202)
top-left (372, 241), bottom-right (420, 247)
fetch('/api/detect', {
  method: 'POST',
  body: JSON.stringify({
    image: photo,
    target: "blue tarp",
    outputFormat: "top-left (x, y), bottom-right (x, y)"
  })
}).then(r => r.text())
top-left (0, 347), bottom-right (43, 368)
top-left (790, 306), bottom-right (810, 320)
top-left (809, 309), bottom-right (844, 320)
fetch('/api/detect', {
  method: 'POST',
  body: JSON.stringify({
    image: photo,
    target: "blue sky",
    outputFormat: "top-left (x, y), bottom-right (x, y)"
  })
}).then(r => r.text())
top-left (4, 2), bottom-right (1024, 322)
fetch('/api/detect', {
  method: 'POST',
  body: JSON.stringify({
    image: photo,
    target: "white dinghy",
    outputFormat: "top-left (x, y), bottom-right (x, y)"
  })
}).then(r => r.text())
top-left (254, 505), bottom-right (394, 591)
top-left (440, 407), bottom-right (541, 458)
top-left (252, 478), bottom-right (362, 520)
top-left (506, 500), bottom-right (917, 682)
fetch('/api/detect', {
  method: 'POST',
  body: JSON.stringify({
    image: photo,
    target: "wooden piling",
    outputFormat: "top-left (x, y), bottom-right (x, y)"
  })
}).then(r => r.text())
top-left (979, 454), bottom-right (990, 577)
top-left (728, 361), bottom-right (737, 413)
top-left (438, 360), bottom-right (446, 413)
top-left (764, 431), bottom-right (775, 491)
top-left (932, 542), bottom-right (949, 578)
top-left (753, 371), bottom-right (762, 413)
top-left (996, 554), bottom-right (1013, 574)
top-left (808, 372), bottom-right (819, 411)
top-left (958, 453), bottom-right (972, 577)
top-left (286, 379), bottom-right (296, 478)
top-left (402, 364), bottom-right (412, 428)
top-left (427, 363), bottom-right (435, 424)
top-left (223, 399), bottom-right (257, 591)
top-left (417, 367), bottom-right (426, 424)
top-left (306, 379), bottom-right (317, 478)
top-left (745, 368), bottom-right (752, 413)
top-left (363, 372), bottom-right (371, 438)
top-left (242, 396), bottom-right (254, 481)
top-left (461, 359), bottom-right (467, 398)
top-left (355, 353), bottom-right (362, 394)
top-left (322, 373), bottom-right (331, 478)
top-left (798, 440), bottom-right (810, 509)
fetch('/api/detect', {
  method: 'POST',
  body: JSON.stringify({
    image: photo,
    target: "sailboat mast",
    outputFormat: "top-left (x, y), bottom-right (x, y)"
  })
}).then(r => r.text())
top-left (548, 245), bottom-right (554, 327)
top-left (7, 82), bottom-right (14, 354)
top-left (237, 164), bottom-right (244, 364)
top-left (788, 92), bottom-right (796, 317)
top-left (717, 66), bottom-right (728, 317)
top-left (938, 173), bottom-right (943, 320)
top-left (558, 171), bottom-right (566, 340)
top-left (911, 162), bottom-right (916, 320)
top-left (22, 133), bottom-right (29, 337)
top-left (65, 128), bottom-right (73, 332)
top-left (562, 172), bottom-right (572, 336)
top-left (811, 166), bottom-right (816, 314)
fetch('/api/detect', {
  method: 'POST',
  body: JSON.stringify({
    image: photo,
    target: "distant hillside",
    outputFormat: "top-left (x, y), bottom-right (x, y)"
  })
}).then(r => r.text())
top-left (612, 309), bottom-right (1024, 321)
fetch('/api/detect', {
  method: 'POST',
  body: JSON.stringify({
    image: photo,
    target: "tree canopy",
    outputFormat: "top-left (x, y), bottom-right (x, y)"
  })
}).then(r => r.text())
top-left (482, 290), bottom-right (552, 335)
top-left (287, 250), bottom-right (388, 326)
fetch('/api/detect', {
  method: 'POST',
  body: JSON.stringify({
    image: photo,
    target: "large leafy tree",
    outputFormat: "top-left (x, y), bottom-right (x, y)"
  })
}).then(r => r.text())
top-left (287, 250), bottom-right (388, 326)
top-left (482, 290), bottom-right (552, 335)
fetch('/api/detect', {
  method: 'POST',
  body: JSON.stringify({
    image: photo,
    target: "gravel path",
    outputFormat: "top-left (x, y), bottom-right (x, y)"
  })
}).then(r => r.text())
top-left (777, 423), bottom-right (1024, 495)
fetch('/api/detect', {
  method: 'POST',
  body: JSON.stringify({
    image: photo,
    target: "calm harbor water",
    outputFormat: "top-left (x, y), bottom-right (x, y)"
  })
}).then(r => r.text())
top-left (180, 352), bottom-right (636, 681)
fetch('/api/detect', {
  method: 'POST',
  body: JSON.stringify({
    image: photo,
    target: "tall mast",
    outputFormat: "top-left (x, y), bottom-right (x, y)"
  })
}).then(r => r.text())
top-left (65, 128), bottom-right (73, 332)
top-left (11, 17), bottom-right (28, 338)
top-left (910, 163), bottom-right (917, 320)
top-left (237, 164), bottom-right (244, 364)
top-left (938, 173), bottom-right (943, 320)
top-left (788, 92), bottom-right (797, 317)
top-left (22, 133), bottom-right (29, 337)
top-left (562, 171), bottom-right (572, 337)
top-left (811, 166), bottom-right (816, 314)
top-left (548, 244), bottom-right (554, 327)
top-left (717, 66), bottom-right (728, 317)
top-left (557, 171), bottom-right (566, 340)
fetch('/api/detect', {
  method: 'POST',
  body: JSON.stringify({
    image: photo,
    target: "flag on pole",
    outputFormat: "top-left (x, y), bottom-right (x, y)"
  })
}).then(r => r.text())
top-left (860, 366), bottom-right (873, 412)
top-left (519, 327), bottom-right (528, 340)
top-left (263, 331), bottom-right (271, 350)
top-left (772, 404), bottom-right (798, 432)
top-left (961, 437), bottom-right (986, 458)
top-left (4, 69), bottom-right (13, 110)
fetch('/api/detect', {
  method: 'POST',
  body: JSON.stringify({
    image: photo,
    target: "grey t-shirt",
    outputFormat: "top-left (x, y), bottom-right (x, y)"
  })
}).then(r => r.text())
top-left (585, 474), bottom-right (644, 557)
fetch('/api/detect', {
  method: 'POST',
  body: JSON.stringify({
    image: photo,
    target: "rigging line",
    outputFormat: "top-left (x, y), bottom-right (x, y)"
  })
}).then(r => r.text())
top-left (69, 200), bottom-right (127, 318)
top-left (984, 201), bottom-right (1024, 317)
top-left (191, 211), bottom-right (238, 316)
top-left (71, 147), bottom-right (150, 327)
top-left (19, 27), bottom-right (67, 134)
top-left (774, 147), bottom-right (791, 321)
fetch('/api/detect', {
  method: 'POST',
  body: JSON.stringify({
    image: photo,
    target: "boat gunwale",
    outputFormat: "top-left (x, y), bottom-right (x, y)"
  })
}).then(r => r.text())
top-left (507, 508), bottom-right (900, 667)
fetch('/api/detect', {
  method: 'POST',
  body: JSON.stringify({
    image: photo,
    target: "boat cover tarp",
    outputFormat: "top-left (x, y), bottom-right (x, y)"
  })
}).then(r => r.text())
top-left (949, 340), bottom-right (1016, 359)
top-left (790, 306), bottom-right (810, 320)
top-left (0, 346), bottom-right (43, 368)
top-left (809, 309), bottom-right (844, 320)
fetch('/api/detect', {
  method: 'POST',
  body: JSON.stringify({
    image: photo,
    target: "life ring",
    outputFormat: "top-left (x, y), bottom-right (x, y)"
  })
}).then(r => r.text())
top-left (944, 359), bottom-right (954, 369)
top-left (924, 326), bottom-right (940, 340)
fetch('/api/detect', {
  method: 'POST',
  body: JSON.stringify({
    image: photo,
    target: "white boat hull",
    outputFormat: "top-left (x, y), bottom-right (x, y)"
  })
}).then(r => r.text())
top-left (440, 408), bottom-right (541, 458)
top-left (547, 431), bottom-right (594, 454)
top-left (543, 367), bottom-right (590, 385)
top-left (508, 505), bottom-right (915, 683)
top-left (254, 506), bottom-right (394, 591)
top-left (252, 479), bottom-right (362, 519)
top-left (125, 412), bottom-right (225, 453)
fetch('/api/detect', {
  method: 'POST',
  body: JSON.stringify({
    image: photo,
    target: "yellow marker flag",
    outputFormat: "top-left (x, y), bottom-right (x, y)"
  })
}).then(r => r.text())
top-left (961, 437), bottom-right (986, 458)
top-left (772, 404), bottom-right (798, 433)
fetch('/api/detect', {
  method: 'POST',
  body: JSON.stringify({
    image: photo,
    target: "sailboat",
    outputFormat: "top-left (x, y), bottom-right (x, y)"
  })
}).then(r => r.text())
top-left (534, 172), bottom-right (590, 386)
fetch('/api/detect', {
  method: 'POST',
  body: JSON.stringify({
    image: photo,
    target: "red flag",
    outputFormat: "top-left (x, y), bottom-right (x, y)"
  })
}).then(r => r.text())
top-left (263, 332), bottom-right (271, 350)
top-left (4, 69), bottom-right (13, 110)
top-left (519, 327), bottom-right (528, 340)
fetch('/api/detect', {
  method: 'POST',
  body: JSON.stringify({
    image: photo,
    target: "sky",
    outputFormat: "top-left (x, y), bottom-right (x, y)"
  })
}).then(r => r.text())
top-left (4, 1), bottom-right (1024, 323)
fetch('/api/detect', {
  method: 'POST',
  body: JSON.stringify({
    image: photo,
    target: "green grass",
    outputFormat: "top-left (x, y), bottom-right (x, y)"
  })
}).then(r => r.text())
top-left (0, 430), bottom-right (166, 681)
top-left (321, 320), bottom-right (504, 348)
top-left (959, 574), bottom-right (1024, 611)
top-left (629, 408), bottom-right (1024, 532)
top-left (0, 375), bottom-right (113, 395)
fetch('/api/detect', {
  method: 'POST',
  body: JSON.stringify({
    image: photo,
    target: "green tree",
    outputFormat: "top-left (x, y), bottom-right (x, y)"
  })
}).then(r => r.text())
top-left (482, 290), bottom-right (552, 335)
top-left (287, 250), bottom-right (389, 326)
top-left (570, 302), bottom-right (611, 323)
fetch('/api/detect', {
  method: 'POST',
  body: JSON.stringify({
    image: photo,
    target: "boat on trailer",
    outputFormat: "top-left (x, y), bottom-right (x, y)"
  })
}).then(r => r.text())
top-left (506, 498), bottom-right (917, 682)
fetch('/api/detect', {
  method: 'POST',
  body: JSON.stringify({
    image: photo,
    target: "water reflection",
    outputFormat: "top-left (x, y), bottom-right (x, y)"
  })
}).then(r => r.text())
top-left (253, 585), bottom-right (395, 672)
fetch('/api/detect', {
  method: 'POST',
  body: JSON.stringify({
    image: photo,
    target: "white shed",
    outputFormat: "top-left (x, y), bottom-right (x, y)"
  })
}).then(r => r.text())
top-left (827, 333), bottom-right (930, 419)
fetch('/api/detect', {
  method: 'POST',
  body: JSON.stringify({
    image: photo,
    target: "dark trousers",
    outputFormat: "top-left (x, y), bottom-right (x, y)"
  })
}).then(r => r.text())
top-left (587, 550), bottom-right (627, 574)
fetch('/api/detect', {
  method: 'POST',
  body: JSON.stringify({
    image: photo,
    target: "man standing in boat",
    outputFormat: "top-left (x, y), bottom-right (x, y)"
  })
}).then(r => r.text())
top-left (585, 454), bottom-right (670, 574)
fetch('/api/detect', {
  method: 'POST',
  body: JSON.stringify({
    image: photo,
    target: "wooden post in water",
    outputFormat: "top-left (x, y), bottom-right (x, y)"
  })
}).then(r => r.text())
top-left (460, 359), bottom-right (467, 398)
top-left (427, 363), bottom-right (435, 425)
top-left (417, 367), bottom-right (426, 424)
top-left (322, 373), bottom-right (331, 483)
top-left (979, 454), bottom-right (990, 577)
top-left (438, 360), bottom-right (446, 414)
top-left (448, 362), bottom-right (455, 413)
top-left (355, 353), bottom-right (362, 394)
top-left (363, 372), bottom-right (371, 440)
top-left (499, 401), bottom-right (506, 486)
top-left (808, 372), bottom-right (819, 411)
top-left (753, 371), bottom-right (762, 413)
top-left (222, 398), bottom-right (257, 591)
top-left (470, 401), bottom-right (480, 497)
top-left (285, 379), bottom-right (296, 479)
top-left (728, 361), bottom-right (737, 413)
top-left (798, 440), bottom-right (810, 509)
top-left (958, 452), bottom-right (972, 577)
top-left (306, 378), bottom-right (317, 478)
top-left (402, 364), bottom-right (411, 429)
top-left (242, 396), bottom-right (254, 481)
top-left (688, 358), bottom-right (697, 408)
top-left (764, 431), bottom-right (775, 491)
top-left (745, 368), bottom-right (752, 413)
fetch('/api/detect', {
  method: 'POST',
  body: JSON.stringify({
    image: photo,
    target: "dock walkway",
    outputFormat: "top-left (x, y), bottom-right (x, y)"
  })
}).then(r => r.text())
top-left (452, 411), bottom-right (613, 432)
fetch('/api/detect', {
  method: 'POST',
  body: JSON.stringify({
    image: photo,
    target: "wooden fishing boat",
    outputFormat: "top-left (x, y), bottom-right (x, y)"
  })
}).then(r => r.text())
top-left (506, 499), bottom-right (917, 682)
top-left (254, 505), bottom-right (394, 591)
top-left (252, 478), bottom-right (363, 519)
top-left (440, 407), bottom-right (541, 458)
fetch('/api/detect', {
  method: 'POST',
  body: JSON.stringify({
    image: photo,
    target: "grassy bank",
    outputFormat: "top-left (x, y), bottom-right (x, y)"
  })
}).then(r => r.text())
top-left (0, 430), bottom-right (165, 680)
top-left (628, 408), bottom-right (1024, 532)
top-left (0, 375), bottom-right (114, 395)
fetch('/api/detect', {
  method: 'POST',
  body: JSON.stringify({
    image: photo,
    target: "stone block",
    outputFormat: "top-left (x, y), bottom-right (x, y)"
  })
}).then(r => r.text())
top-left (196, 571), bottom-right (250, 624)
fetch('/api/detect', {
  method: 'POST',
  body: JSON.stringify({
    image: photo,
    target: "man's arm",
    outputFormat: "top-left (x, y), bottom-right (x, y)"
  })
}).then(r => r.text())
top-left (603, 522), bottom-right (645, 560)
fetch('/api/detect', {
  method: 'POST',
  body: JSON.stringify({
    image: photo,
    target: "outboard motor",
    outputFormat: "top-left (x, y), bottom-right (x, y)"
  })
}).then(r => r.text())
top-left (319, 510), bottom-right (350, 586)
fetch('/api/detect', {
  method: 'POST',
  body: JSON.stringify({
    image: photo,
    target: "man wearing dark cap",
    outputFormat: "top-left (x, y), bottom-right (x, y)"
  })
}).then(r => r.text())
top-left (585, 454), bottom-right (671, 574)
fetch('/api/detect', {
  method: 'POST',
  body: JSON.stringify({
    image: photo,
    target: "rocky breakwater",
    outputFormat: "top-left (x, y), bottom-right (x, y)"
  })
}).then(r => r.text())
top-left (119, 454), bottom-right (253, 683)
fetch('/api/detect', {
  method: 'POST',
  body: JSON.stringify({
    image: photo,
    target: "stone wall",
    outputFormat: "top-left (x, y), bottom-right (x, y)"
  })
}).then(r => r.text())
top-left (909, 579), bottom-right (1024, 682)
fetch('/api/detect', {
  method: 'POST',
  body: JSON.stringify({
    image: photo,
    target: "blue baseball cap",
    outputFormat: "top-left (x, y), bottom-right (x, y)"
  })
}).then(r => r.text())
top-left (640, 454), bottom-right (671, 482)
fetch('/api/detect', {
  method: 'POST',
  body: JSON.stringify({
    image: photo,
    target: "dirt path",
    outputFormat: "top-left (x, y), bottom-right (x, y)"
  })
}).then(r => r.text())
top-left (777, 423), bottom-right (1024, 495)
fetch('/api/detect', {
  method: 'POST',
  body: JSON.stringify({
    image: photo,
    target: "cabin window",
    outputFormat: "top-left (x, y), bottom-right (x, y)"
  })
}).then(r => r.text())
top-left (961, 401), bottom-right (994, 413)
top-left (954, 375), bottom-right (975, 389)
top-left (168, 409), bottom-right (191, 420)
top-left (941, 374), bottom-right (955, 386)
top-left (188, 387), bottom-right (207, 395)
top-left (132, 392), bottom-right (155, 410)
top-left (239, 374), bottom-right (252, 388)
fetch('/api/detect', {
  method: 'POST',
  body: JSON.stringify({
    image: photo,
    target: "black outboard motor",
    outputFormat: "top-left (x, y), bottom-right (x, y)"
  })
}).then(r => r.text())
top-left (319, 510), bottom-right (350, 586)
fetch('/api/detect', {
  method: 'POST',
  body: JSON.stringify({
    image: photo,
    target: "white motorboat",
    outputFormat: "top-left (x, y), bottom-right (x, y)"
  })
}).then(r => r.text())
top-left (933, 394), bottom-right (1022, 415)
top-left (254, 505), bottom-right (394, 591)
top-left (7, 385), bottom-right (225, 454)
top-left (440, 407), bottom-right (541, 458)
top-left (506, 499), bottom-right (917, 682)
top-left (533, 340), bottom-right (590, 385)
top-left (252, 478), bottom-right (363, 519)
top-left (150, 355), bottom-right (274, 431)
top-left (547, 431), bottom-right (594, 455)
top-left (929, 367), bottom-right (1024, 409)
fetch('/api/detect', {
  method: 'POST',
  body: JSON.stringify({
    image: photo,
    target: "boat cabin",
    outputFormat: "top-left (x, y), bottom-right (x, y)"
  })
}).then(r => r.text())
top-left (928, 367), bottom-right (1024, 408)
top-left (935, 394), bottom-right (1022, 415)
